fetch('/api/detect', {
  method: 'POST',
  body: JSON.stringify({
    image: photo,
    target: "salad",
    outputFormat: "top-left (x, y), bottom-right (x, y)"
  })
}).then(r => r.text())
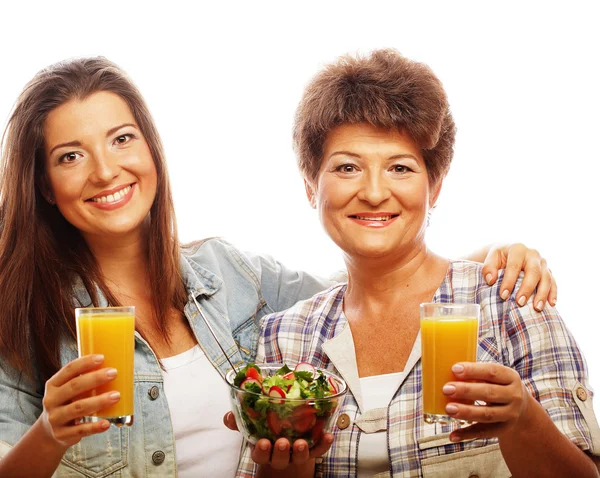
top-left (230, 362), bottom-right (343, 446)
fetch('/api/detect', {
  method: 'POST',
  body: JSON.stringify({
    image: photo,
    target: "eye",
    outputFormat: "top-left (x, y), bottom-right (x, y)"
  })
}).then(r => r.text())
top-left (113, 133), bottom-right (134, 145)
top-left (58, 151), bottom-right (83, 164)
top-left (391, 164), bottom-right (411, 174)
top-left (335, 163), bottom-right (359, 174)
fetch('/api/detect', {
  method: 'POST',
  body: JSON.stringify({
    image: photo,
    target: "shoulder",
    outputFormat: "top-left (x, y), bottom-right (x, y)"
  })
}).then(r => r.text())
top-left (260, 284), bottom-right (345, 337)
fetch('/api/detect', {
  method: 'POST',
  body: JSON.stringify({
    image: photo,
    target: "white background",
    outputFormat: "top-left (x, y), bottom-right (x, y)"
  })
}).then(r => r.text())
top-left (1, 2), bottom-right (598, 389)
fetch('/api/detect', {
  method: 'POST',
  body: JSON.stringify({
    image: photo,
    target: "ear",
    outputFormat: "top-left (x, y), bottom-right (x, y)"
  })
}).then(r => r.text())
top-left (36, 175), bottom-right (55, 205)
top-left (304, 178), bottom-right (317, 209)
top-left (429, 180), bottom-right (443, 209)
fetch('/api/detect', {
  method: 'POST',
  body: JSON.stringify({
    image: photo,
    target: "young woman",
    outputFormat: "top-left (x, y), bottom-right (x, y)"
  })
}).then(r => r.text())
top-left (0, 57), bottom-right (556, 477)
top-left (233, 50), bottom-right (600, 477)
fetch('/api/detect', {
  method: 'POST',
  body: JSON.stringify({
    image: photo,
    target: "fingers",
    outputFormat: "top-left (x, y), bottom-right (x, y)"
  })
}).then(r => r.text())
top-left (450, 363), bottom-right (515, 385)
top-left (291, 439), bottom-right (310, 466)
top-left (449, 422), bottom-right (505, 442)
top-left (269, 438), bottom-right (292, 470)
top-left (531, 263), bottom-right (557, 311)
top-left (250, 439), bottom-right (274, 466)
top-left (443, 381), bottom-right (512, 404)
top-left (45, 366), bottom-right (118, 409)
top-left (249, 435), bottom-right (332, 469)
top-left (445, 401), bottom-right (515, 424)
top-left (309, 433), bottom-right (334, 458)
top-left (48, 354), bottom-right (105, 388)
top-left (481, 245), bottom-right (503, 286)
top-left (223, 411), bottom-right (238, 431)
top-left (51, 417), bottom-right (112, 445)
top-left (48, 391), bottom-right (121, 428)
top-left (497, 244), bottom-right (528, 301)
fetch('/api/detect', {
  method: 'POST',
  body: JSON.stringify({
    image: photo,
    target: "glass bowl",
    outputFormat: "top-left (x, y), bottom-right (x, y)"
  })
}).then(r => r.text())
top-left (226, 364), bottom-right (347, 447)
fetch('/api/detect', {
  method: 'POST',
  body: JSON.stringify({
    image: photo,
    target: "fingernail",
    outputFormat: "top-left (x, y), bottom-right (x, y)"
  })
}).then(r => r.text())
top-left (278, 442), bottom-right (287, 451)
top-left (93, 354), bottom-right (104, 363)
top-left (452, 364), bottom-right (464, 374)
top-left (259, 442), bottom-right (269, 451)
top-left (485, 273), bottom-right (493, 285)
top-left (550, 298), bottom-right (557, 306)
top-left (109, 391), bottom-right (120, 401)
top-left (442, 384), bottom-right (456, 395)
top-left (297, 444), bottom-right (306, 452)
top-left (517, 296), bottom-right (526, 306)
top-left (446, 404), bottom-right (459, 415)
top-left (536, 301), bottom-right (544, 311)
top-left (501, 290), bottom-right (509, 300)
top-left (106, 368), bottom-right (118, 378)
top-left (101, 420), bottom-right (110, 429)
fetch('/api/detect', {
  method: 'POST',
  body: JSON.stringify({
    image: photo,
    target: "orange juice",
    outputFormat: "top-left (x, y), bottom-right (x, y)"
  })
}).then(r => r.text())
top-left (421, 315), bottom-right (478, 419)
top-left (76, 310), bottom-right (135, 421)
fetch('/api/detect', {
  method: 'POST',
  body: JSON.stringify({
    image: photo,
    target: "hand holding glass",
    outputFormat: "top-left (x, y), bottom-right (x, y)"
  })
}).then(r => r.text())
top-left (76, 306), bottom-right (135, 427)
top-left (420, 303), bottom-right (479, 424)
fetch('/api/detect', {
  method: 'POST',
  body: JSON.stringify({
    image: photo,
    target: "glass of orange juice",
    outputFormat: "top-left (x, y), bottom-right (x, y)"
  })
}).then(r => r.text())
top-left (420, 303), bottom-right (479, 424)
top-left (76, 306), bottom-right (135, 427)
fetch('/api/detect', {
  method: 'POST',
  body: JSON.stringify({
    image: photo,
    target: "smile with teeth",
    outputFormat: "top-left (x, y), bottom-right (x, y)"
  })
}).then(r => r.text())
top-left (352, 215), bottom-right (397, 221)
top-left (90, 185), bottom-right (132, 203)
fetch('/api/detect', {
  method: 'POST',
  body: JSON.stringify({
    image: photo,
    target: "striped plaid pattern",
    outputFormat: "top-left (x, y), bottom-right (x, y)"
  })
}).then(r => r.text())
top-left (235, 261), bottom-right (598, 477)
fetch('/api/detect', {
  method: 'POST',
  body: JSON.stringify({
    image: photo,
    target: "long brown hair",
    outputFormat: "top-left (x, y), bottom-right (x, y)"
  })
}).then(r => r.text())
top-left (0, 57), bottom-right (187, 383)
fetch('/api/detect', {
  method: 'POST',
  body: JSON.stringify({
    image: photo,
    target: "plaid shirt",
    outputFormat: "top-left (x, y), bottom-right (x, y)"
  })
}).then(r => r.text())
top-left (235, 261), bottom-right (599, 477)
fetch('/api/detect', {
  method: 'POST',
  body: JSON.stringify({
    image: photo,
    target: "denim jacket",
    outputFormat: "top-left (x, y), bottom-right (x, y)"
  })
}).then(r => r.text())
top-left (0, 238), bottom-right (332, 477)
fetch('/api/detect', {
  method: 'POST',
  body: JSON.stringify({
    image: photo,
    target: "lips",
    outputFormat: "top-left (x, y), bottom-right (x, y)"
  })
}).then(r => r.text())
top-left (349, 212), bottom-right (399, 227)
top-left (87, 184), bottom-right (134, 203)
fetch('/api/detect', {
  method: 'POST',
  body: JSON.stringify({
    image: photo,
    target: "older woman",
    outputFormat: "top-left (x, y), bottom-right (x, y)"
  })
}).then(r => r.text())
top-left (234, 50), bottom-right (600, 477)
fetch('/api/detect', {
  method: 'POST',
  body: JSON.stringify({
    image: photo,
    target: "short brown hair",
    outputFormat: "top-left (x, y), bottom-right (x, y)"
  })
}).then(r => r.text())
top-left (293, 49), bottom-right (456, 186)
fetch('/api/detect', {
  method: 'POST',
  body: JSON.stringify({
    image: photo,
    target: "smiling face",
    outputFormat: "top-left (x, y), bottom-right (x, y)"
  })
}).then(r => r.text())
top-left (306, 123), bottom-right (441, 261)
top-left (42, 91), bottom-right (158, 244)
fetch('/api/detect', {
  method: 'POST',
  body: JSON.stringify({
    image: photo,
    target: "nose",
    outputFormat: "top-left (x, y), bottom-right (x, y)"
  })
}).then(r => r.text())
top-left (357, 171), bottom-right (392, 205)
top-left (89, 150), bottom-right (121, 184)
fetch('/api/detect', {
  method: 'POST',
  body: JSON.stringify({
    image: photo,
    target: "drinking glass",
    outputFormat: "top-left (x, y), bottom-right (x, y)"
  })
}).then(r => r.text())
top-left (420, 303), bottom-right (479, 424)
top-left (76, 306), bottom-right (135, 427)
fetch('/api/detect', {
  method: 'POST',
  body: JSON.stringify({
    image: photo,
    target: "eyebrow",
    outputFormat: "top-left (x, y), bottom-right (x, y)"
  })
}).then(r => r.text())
top-left (328, 151), bottom-right (419, 161)
top-left (47, 123), bottom-right (138, 156)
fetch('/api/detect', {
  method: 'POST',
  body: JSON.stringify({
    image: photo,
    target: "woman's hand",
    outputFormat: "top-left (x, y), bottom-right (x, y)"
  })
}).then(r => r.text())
top-left (481, 243), bottom-right (557, 311)
top-left (441, 362), bottom-right (533, 443)
top-left (40, 354), bottom-right (120, 450)
top-left (223, 411), bottom-right (334, 472)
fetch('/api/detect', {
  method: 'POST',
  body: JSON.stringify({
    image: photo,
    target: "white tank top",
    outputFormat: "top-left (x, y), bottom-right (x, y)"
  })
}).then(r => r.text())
top-left (160, 345), bottom-right (242, 477)
top-left (357, 372), bottom-right (404, 477)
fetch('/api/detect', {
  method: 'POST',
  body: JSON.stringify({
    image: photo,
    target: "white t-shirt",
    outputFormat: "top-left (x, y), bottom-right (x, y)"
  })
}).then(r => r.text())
top-left (357, 372), bottom-right (404, 477)
top-left (160, 345), bottom-right (242, 477)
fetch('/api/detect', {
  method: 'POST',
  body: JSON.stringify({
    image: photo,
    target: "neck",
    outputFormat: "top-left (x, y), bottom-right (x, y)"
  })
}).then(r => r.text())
top-left (83, 229), bottom-right (148, 291)
top-left (343, 244), bottom-right (448, 311)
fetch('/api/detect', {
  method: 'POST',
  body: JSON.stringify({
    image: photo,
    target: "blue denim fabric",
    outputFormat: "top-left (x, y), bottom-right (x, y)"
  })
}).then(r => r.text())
top-left (0, 238), bottom-right (332, 477)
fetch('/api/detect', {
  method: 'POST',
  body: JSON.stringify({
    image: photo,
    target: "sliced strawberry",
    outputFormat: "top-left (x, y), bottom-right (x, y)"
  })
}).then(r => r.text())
top-left (294, 362), bottom-right (316, 379)
top-left (239, 378), bottom-right (263, 393)
top-left (268, 385), bottom-right (286, 404)
top-left (291, 405), bottom-right (317, 433)
top-left (311, 418), bottom-right (325, 443)
top-left (245, 366), bottom-right (263, 382)
top-left (327, 376), bottom-right (338, 394)
top-left (267, 410), bottom-right (282, 435)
